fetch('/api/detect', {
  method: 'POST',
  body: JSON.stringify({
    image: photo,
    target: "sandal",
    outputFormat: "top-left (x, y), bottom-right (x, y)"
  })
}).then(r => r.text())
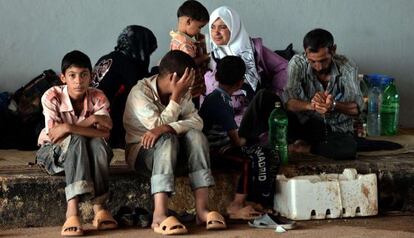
top-left (61, 216), bottom-right (83, 237)
top-left (206, 211), bottom-right (226, 230)
top-left (248, 213), bottom-right (296, 230)
top-left (153, 216), bottom-right (188, 235)
top-left (92, 210), bottom-right (118, 230)
top-left (227, 205), bottom-right (262, 220)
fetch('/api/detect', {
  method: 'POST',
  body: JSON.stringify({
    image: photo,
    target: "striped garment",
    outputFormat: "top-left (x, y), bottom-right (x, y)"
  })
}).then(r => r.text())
top-left (170, 30), bottom-right (197, 57)
top-left (170, 31), bottom-right (208, 98)
top-left (283, 53), bottom-right (364, 133)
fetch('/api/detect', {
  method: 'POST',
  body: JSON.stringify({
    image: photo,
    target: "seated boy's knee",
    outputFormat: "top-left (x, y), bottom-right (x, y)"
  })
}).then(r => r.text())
top-left (70, 135), bottom-right (87, 145)
top-left (89, 137), bottom-right (107, 147)
top-left (183, 130), bottom-right (209, 152)
top-left (184, 129), bottom-right (207, 144)
top-left (155, 133), bottom-right (179, 148)
top-left (89, 137), bottom-right (110, 152)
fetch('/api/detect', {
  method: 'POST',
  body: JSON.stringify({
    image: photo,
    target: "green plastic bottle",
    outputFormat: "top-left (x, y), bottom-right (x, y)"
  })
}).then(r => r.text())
top-left (268, 101), bottom-right (288, 165)
top-left (381, 79), bottom-right (399, 135)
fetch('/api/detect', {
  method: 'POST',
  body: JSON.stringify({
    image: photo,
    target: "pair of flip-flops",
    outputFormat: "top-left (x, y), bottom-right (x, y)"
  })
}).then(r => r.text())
top-left (61, 210), bottom-right (118, 236)
top-left (153, 211), bottom-right (226, 235)
top-left (248, 213), bottom-right (296, 230)
top-left (113, 206), bottom-right (151, 228)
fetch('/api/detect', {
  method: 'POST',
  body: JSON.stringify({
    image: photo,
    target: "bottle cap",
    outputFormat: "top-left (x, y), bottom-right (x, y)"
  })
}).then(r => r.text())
top-left (367, 74), bottom-right (393, 87)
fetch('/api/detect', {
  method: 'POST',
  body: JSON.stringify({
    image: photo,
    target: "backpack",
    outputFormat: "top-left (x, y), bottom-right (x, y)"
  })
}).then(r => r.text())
top-left (12, 69), bottom-right (61, 122)
top-left (0, 70), bottom-right (61, 150)
top-left (274, 43), bottom-right (296, 61)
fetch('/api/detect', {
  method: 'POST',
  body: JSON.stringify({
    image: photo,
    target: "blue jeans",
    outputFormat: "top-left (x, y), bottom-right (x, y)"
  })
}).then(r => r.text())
top-left (135, 129), bottom-right (214, 195)
top-left (36, 135), bottom-right (113, 203)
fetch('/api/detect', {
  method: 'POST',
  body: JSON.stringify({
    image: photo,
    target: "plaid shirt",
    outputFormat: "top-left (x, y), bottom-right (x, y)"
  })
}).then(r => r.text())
top-left (170, 30), bottom-right (197, 57)
top-left (123, 75), bottom-right (203, 168)
top-left (38, 85), bottom-right (110, 145)
top-left (283, 53), bottom-right (364, 133)
top-left (170, 31), bottom-right (207, 97)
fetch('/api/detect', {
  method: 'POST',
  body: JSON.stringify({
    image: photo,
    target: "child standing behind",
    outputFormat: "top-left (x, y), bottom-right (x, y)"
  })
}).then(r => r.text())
top-left (36, 50), bottom-right (117, 236)
top-left (124, 50), bottom-right (226, 235)
top-left (170, 0), bottom-right (210, 106)
top-left (199, 56), bottom-right (259, 219)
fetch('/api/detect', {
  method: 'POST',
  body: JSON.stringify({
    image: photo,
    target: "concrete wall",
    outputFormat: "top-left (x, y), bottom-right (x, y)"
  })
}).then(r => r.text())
top-left (0, 0), bottom-right (413, 127)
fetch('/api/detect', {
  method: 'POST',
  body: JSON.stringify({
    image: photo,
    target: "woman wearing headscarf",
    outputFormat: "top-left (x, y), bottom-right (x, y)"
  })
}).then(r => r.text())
top-left (203, 6), bottom-right (289, 220)
top-left (204, 6), bottom-right (288, 126)
top-left (92, 25), bottom-right (157, 148)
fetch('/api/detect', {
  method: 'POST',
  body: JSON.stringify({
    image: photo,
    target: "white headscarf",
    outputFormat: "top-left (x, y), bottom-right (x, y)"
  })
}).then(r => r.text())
top-left (209, 6), bottom-right (261, 92)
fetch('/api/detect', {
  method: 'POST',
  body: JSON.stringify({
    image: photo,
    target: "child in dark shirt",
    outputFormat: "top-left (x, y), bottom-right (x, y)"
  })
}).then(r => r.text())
top-left (200, 55), bottom-right (285, 221)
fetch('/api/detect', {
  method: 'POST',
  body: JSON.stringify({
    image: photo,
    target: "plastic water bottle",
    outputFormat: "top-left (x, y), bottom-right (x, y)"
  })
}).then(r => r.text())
top-left (367, 76), bottom-right (382, 136)
top-left (354, 74), bottom-right (369, 137)
top-left (381, 79), bottom-right (399, 135)
top-left (268, 101), bottom-right (288, 165)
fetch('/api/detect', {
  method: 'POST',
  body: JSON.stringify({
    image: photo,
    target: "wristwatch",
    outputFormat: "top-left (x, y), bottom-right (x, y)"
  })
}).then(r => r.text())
top-left (330, 100), bottom-right (337, 111)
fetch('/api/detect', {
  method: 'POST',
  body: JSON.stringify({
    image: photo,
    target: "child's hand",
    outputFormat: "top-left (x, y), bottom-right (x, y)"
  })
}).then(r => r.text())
top-left (48, 123), bottom-right (69, 143)
top-left (171, 67), bottom-right (195, 103)
top-left (94, 115), bottom-right (113, 130)
top-left (95, 123), bottom-right (110, 130)
top-left (141, 125), bottom-right (176, 149)
top-left (141, 127), bottom-right (163, 149)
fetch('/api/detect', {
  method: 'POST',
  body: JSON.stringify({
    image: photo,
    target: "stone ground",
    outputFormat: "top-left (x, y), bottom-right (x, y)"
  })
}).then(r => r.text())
top-left (1, 215), bottom-right (413, 238)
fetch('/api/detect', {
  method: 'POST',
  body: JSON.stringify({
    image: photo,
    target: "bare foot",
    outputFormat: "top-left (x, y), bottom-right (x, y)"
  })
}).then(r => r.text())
top-left (151, 212), bottom-right (168, 229)
top-left (196, 209), bottom-right (210, 224)
top-left (245, 202), bottom-right (274, 214)
top-left (226, 204), bottom-right (262, 220)
top-left (226, 202), bottom-right (244, 215)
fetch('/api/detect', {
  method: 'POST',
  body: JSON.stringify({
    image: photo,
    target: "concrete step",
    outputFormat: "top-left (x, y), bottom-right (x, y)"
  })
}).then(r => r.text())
top-left (0, 163), bottom-right (236, 229)
top-left (1, 149), bottom-right (414, 228)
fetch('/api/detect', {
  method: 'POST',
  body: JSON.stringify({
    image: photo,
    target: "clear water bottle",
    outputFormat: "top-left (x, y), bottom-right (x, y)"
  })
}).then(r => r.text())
top-left (354, 74), bottom-right (369, 137)
top-left (268, 101), bottom-right (288, 165)
top-left (367, 76), bottom-right (382, 136)
top-left (381, 78), bottom-right (399, 135)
